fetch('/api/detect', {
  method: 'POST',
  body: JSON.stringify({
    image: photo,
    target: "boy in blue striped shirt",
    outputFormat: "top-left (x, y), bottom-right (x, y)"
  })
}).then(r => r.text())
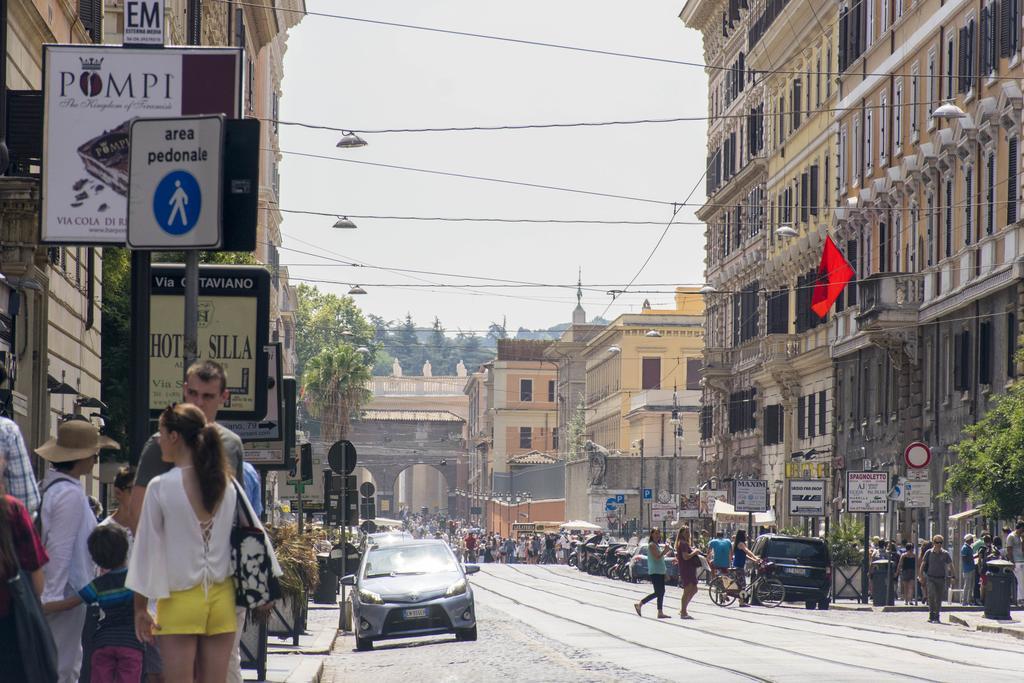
top-left (44, 524), bottom-right (142, 682)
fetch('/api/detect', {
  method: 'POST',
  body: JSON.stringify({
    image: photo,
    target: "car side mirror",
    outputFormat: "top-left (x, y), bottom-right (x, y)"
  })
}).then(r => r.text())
top-left (464, 564), bottom-right (481, 575)
top-left (340, 574), bottom-right (356, 586)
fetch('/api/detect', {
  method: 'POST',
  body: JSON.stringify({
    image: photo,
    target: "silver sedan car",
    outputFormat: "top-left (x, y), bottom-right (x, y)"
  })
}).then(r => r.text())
top-left (342, 539), bottom-right (479, 651)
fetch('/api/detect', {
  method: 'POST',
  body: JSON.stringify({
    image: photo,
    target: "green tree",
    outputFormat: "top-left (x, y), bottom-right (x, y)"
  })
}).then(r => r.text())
top-left (428, 317), bottom-right (453, 374)
top-left (486, 320), bottom-right (508, 342)
top-left (301, 344), bottom-right (372, 441)
top-left (390, 314), bottom-right (424, 374)
top-left (294, 284), bottom-right (375, 379)
top-left (944, 378), bottom-right (1024, 520)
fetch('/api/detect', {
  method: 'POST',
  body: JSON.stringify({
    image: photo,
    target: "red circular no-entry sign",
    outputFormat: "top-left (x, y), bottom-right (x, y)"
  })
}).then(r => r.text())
top-left (904, 441), bottom-right (932, 469)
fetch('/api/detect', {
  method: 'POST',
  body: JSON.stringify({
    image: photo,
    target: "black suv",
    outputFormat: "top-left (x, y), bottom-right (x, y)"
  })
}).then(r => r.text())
top-left (751, 534), bottom-right (831, 609)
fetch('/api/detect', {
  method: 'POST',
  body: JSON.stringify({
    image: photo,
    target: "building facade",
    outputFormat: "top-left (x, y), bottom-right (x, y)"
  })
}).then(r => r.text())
top-left (580, 288), bottom-right (705, 459)
top-left (832, 0), bottom-right (1024, 540)
top-left (682, 0), bottom-right (772, 492)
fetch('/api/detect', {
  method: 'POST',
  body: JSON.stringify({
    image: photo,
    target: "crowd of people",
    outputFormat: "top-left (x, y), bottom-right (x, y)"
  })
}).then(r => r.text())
top-left (0, 360), bottom-right (280, 683)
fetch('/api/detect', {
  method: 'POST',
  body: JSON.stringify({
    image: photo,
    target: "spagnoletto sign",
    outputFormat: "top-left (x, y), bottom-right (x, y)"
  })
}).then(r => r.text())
top-left (41, 45), bottom-right (241, 244)
top-left (149, 265), bottom-right (269, 419)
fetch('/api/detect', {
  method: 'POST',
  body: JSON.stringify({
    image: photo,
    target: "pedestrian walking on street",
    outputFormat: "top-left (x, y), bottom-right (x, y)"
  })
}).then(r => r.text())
top-left (127, 404), bottom-right (279, 683)
top-left (37, 418), bottom-right (106, 683)
top-left (503, 536), bottom-right (516, 564)
top-left (897, 542), bottom-right (917, 605)
top-left (127, 360), bottom-right (247, 683)
top-left (634, 529), bottom-right (670, 619)
top-left (675, 528), bottom-right (701, 619)
top-left (1008, 522), bottom-right (1024, 606)
top-left (44, 525), bottom-right (143, 683)
top-left (959, 535), bottom-right (976, 606)
top-left (0, 472), bottom-right (51, 682)
top-left (732, 530), bottom-right (760, 607)
top-left (918, 534), bottom-right (955, 623)
top-left (0, 410), bottom-right (41, 516)
top-left (707, 530), bottom-right (732, 581)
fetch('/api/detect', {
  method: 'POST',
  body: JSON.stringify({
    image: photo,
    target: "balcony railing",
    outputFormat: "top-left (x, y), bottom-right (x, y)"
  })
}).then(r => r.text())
top-left (855, 273), bottom-right (924, 330)
top-left (703, 348), bottom-right (733, 376)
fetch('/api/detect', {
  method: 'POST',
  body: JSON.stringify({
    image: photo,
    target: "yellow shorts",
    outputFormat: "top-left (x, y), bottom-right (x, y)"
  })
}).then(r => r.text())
top-left (156, 578), bottom-right (236, 636)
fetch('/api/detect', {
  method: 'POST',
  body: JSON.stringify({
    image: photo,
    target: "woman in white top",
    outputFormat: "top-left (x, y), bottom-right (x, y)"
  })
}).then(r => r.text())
top-left (128, 403), bottom-right (265, 683)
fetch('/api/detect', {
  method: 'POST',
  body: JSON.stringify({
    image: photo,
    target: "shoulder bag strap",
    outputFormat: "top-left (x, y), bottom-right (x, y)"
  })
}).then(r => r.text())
top-left (230, 479), bottom-right (256, 528)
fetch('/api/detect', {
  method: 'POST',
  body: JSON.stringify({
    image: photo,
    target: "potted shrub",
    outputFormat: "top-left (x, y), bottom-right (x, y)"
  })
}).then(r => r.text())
top-left (828, 518), bottom-right (866, 601)
top-left (265, 525), bottom-right (320, 641)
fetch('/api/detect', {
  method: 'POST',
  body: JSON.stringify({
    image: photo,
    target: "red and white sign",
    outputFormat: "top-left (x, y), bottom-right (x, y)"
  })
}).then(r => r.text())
top-left (904, 441), bottom-right (931, 469)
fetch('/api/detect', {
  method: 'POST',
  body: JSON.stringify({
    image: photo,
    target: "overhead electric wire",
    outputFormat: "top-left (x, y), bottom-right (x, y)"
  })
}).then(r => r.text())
top-left (218, 0), bottom-right (1018, 84)
top-left (275, 149), bottom-right (676, 206)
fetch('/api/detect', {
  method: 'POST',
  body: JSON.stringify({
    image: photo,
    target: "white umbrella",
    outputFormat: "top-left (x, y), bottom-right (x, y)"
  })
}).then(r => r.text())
top-left (560, 520), bottom-right (603, 531)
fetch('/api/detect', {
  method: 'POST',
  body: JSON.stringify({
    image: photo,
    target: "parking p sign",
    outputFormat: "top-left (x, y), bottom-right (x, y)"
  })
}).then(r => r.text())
top-left (128, 115), bottom-right (223, 249)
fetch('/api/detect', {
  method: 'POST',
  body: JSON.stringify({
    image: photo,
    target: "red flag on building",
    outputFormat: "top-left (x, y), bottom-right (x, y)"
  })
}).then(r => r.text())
top-left (810, 235), bottom-right (855, 318)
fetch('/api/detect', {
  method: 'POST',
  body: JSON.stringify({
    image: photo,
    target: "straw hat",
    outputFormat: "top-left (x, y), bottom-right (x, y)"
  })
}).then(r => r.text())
top-left (36, 420), bottom-right (101, 463)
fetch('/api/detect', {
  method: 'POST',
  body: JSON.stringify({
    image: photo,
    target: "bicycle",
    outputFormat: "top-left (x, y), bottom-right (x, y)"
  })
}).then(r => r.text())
top-left (708, 561), bottom-right (786, 608)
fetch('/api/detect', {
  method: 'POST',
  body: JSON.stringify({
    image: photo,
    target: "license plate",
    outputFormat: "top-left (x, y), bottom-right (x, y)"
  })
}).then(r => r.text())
top-left (788, 567), bottom-right (809, 576)
top-left (403, 608), bottom-right (428, 619)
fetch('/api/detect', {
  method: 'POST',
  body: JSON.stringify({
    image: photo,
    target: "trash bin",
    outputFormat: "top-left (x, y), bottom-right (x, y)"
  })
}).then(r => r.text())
top-left (984, 559), bottom-right (1015, 619)
top-left (871, 559), bottom-right (895, 607)
top-left (313, 552), bottom-right (338, 604)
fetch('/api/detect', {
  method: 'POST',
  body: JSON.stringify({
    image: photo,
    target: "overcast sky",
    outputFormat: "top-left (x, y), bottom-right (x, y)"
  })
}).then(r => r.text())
top-left (278, 0), bottom-right (708, 333)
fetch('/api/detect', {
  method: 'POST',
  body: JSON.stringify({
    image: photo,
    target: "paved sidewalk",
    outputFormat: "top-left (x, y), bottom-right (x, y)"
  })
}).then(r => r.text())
top-left (245, 603), bottom-right (340, 682)
top-left (949, 611), bottom-right (1024, 641)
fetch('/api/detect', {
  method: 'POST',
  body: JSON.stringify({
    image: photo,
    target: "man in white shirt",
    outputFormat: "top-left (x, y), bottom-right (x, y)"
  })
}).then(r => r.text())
top-left (1008, 522), bottom-right (1024, 607)
top-left (36, 419), bottom-right (105, 683)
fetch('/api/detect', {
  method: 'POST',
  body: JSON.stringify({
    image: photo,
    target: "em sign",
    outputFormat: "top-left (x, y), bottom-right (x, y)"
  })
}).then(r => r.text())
top-left (128, 116), bottom-right (223, 249)
top-left (124, 0), bottom-right (165, 46)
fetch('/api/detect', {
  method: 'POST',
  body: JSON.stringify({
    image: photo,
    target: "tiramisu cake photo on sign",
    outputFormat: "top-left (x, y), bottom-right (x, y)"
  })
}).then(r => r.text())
top-left (77, 121), bottom-right (130, 197)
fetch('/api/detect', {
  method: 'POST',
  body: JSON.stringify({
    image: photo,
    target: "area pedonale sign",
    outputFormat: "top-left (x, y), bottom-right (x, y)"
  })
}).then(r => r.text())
top-left (148, 265), bottom-right (269, 419)
top-left (40, 45), bottom-right (241, 244)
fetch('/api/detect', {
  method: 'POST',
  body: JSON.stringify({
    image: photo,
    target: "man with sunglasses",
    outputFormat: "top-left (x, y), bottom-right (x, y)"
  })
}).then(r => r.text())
top-left (128, 360), bottom-right (246, 682)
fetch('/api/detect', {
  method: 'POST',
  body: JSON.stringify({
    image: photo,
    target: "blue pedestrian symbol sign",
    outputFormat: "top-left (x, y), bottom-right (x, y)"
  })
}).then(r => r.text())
top-left (154, 170), bottom-right (202, 235)
top-left (127, 116), bottom-right (223, 250)
top-left (605, 503), bottom-right (617, 512)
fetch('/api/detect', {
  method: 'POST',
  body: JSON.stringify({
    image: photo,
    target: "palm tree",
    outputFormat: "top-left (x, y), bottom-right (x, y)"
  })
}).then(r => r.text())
top-left (301, 344), bottom-right (372, 441)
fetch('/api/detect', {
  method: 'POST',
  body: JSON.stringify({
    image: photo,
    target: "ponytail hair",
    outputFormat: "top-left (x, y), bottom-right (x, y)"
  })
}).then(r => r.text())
top-left (194, 424), bottom-right (228, 513)
top-left (160, 403), bottom-right (228, 513)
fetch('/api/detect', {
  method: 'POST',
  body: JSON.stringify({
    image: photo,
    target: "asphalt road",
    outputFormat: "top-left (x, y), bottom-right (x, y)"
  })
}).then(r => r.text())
top-left (325, 564), bottom-right (1024, 682)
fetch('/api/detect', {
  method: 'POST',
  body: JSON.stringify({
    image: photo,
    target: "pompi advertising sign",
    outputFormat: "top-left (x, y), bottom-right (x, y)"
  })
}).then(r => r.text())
top-left (41, 45), bottom-right (241, 244)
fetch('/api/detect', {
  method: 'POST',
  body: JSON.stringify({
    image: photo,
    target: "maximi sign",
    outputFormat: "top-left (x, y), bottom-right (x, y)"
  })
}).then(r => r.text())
top-left (148, 265), bottom-right (269, 419)
top-left (41, 45), bottom-right (241, 244)
top-left (734, 479), bottom-right (769, 513)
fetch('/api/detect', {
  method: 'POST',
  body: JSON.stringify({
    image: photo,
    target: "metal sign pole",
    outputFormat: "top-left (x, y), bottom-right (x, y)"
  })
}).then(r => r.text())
top-left (340, 478), bottom-right (347, 631)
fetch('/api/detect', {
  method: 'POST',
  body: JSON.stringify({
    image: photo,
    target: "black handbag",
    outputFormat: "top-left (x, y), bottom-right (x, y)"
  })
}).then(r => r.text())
top-left (230, 480), bottom-right (282, 609)
top-left (2, 552), bottom-right (58, 682)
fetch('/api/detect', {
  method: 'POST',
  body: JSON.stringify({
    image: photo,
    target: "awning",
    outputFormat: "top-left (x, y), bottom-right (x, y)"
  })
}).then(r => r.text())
top-left (560, 520), bottom-right (602, 531)
top-left (712, 500), bottom-right (776, 525)
top-left (948, 508), bottom-right (981, 522)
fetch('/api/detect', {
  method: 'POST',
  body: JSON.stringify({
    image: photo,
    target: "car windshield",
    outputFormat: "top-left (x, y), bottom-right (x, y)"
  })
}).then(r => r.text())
top-left (363, 545), bottom-right (458, 578)
top-left (765, 539), bottom-right (828, 564)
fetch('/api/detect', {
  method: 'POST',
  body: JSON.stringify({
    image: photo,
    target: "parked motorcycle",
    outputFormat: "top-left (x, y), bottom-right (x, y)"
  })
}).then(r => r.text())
top-left (608, 545), bottom-right (632, 581)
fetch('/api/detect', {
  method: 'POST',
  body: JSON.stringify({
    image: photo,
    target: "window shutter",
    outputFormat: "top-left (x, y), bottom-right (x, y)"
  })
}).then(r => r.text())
top-left (953, 333), bottom-right (963, 390)
top-left (807, 393), bottom-right (816, 437)
top-left (961, 331), bottom-right (972, 389)
top-left (959, 27), bottom-right (968, 92)
top-left (1009, 137), bottom-right (1019, 225)
top-left (819, 390), bottom-right (827, 435)
top-left (980, 321), bottom-right (993, 385)
top-left (801, 172), bottom-right (810, 222)
top-left (797, 396), bottom-right (806, 440)
top-left (1002, 0), bottom-right (1012, 57)
top-left (847, 240), bottom-right (859, 305)
top-left (839, 10), bottom-right (849, 72)
top-left (810, 164), bottom-right (820, 215)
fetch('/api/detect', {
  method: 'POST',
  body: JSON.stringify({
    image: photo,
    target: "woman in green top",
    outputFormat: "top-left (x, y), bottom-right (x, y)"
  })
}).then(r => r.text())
top-left (634, 529), bottom-right (670, 619)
